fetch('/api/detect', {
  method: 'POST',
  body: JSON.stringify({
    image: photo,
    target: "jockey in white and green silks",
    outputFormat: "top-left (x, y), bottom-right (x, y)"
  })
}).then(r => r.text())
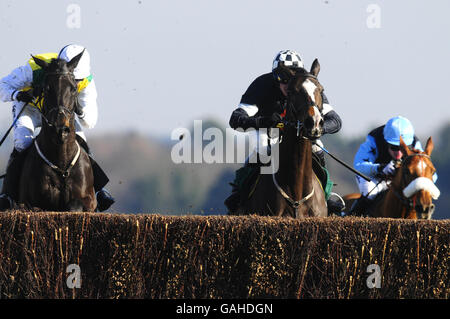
top-left (0, 45), bottom-right (98, 152)
top-left (0, 44), bottom-right (114, 211)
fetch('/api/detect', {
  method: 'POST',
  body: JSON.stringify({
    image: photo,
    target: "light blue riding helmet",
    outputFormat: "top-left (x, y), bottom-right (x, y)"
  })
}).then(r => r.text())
top-left (383, 116), bottom-right (414, 146)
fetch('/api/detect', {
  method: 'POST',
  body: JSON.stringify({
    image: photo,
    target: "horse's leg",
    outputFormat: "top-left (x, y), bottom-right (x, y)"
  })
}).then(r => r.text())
top-left (67, 200), bottom-right (84, 212)
top-left (241, 174), bottom-right (284, 216)
top-left (374, 191), bottom-right (401, 218)
top-left (66, 194), bottom-right (96, 212)
top-left (308, 177), bottom-right (327, 217)
top-left (343, 193), bottom-right (361, 215)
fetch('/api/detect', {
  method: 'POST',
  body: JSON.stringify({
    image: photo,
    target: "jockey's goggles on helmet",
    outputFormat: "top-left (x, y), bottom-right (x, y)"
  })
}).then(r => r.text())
top-left (273, 67), bottom-right (297, 84)
top-left (388, 144), bottom-right (401, 151)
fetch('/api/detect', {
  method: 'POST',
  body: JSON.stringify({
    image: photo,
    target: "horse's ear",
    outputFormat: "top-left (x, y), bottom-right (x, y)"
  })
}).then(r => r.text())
top-left (424, 137), bottom-right (434, 156)
top-left (310, 58), bottom-right (320, 77)
top-left (66, 49), bottom-right (85, 72)
top-left (399, 136), bottom-right (412, 156)
top-left (31, 55), bottom-right (49, 70)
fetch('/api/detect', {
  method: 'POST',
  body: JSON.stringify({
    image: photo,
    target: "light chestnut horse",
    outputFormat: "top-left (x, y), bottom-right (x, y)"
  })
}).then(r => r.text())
top-left (344, 137), bottom-right (439, 219)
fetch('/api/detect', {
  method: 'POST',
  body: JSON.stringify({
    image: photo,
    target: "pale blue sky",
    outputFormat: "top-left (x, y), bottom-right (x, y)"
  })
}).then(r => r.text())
top-left (1, 0), bottom-right (449, 141)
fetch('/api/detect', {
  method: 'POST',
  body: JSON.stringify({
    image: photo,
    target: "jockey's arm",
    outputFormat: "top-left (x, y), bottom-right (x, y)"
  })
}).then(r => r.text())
top-left (321, 93), bottom-right (342, 135)
top-left (354, 135), bottom-right (380, 177)
top-left (0, 64), bottom-right (33, 102)
top-left (229, 75), bottom-right (266, 130)
top-left (76, 79), bottom-right (98, 129)
top-left (229, 103), bottom-right (261, 130)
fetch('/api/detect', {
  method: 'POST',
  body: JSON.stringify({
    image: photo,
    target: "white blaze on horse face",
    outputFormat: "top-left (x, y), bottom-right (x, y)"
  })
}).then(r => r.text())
top-left (312, 106), bottom-right (322, 125)
top-left (302, 79), bottom-right (317, 104)
top-left (303, 79), bottom-right (323, 131)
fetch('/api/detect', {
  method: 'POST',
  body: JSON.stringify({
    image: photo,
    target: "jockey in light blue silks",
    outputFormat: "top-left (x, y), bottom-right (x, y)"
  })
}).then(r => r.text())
top-left (351, 116), bottom-right (437, 215)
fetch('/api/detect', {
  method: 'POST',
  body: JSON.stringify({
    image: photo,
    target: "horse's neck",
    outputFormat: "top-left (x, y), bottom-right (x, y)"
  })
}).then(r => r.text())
top-left (277, 130), bottom-right (313, 198)
top-left (38, 127), bottom-right (78, 168)
top-left (382, 170), bottom-right (409, 218)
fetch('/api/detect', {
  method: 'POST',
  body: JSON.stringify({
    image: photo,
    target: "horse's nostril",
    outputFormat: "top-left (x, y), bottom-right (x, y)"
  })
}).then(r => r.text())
top-left (64, 127), bottom-right (70, 133)
top-left (305, 117), bottom-right (314, 129)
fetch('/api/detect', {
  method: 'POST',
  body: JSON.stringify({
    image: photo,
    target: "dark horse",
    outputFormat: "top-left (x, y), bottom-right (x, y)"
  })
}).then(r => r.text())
top-left (232, 60), bottom-right (328, 217)
top-left (343, 137), bottom-right (439, 219)
top-left (17, 52), bottom-right (97, 211)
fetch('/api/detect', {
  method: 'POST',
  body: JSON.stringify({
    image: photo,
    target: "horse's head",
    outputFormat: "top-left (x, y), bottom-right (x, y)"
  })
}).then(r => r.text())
top-left (284, 59), bottom-right (324, 139)
top-left (396, 136), bottom-right (440, 219)
top-left (32, 50), bottom-right (84, 144)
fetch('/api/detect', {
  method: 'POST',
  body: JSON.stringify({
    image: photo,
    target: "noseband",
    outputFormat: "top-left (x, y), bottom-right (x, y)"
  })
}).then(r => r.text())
top-left (392, 153), bottom-right (436, 218)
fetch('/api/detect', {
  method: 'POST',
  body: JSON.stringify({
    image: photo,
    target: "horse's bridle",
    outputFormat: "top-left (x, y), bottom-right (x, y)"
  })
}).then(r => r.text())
top-left (391, 153), bottom-right (436, 218)
top-left (38, 71), bottom-right (77, 128)
top-left (33, 69), bottom-right (81, 178)
top-left (279, 73), bottom-right (323, 139)
top-left (271, 72), bottom-right (323, 216)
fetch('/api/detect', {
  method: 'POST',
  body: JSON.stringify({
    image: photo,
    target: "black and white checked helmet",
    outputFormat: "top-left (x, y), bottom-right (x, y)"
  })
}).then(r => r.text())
top-left (272, 50), bottom-right (304, 83)
top-left (272, 50), bottom-right (304, 70)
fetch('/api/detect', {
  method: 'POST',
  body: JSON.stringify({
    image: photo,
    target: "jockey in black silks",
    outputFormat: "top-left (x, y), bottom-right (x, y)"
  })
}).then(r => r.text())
top-left (224, 49), bottom-right (344, 215)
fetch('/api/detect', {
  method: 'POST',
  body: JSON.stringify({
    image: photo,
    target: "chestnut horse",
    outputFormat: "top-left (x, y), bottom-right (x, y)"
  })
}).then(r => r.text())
top-left (232, 60), bottom-right (328, 218)
top-left (17, 52), bottom-right (97, 211)
top-left (343, 137), bottom-right (439, 219)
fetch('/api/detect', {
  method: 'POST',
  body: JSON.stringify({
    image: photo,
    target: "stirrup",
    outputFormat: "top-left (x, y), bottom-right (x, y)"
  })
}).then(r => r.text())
top-left (329, 192), bottom-right (345, 208)
top-left (327, 192), bottom-right (346, 216)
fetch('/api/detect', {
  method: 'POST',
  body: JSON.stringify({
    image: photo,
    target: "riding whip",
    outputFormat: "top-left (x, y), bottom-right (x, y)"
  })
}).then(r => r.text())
top-left (313, 141), bottom-right (371, 182)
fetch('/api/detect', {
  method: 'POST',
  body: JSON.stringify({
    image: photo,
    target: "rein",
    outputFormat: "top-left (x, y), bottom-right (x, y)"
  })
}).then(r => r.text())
top-left (270, 77), bottom-right (318, 213)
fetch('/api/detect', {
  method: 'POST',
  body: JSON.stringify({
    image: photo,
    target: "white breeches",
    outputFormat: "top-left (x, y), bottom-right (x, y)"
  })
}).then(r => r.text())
top-left (12, 102), bottom-right (86, 152)
top-left (246, 129), bottom-right (324, 163)
top-left (356, 175), bottom-right (390, 200)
